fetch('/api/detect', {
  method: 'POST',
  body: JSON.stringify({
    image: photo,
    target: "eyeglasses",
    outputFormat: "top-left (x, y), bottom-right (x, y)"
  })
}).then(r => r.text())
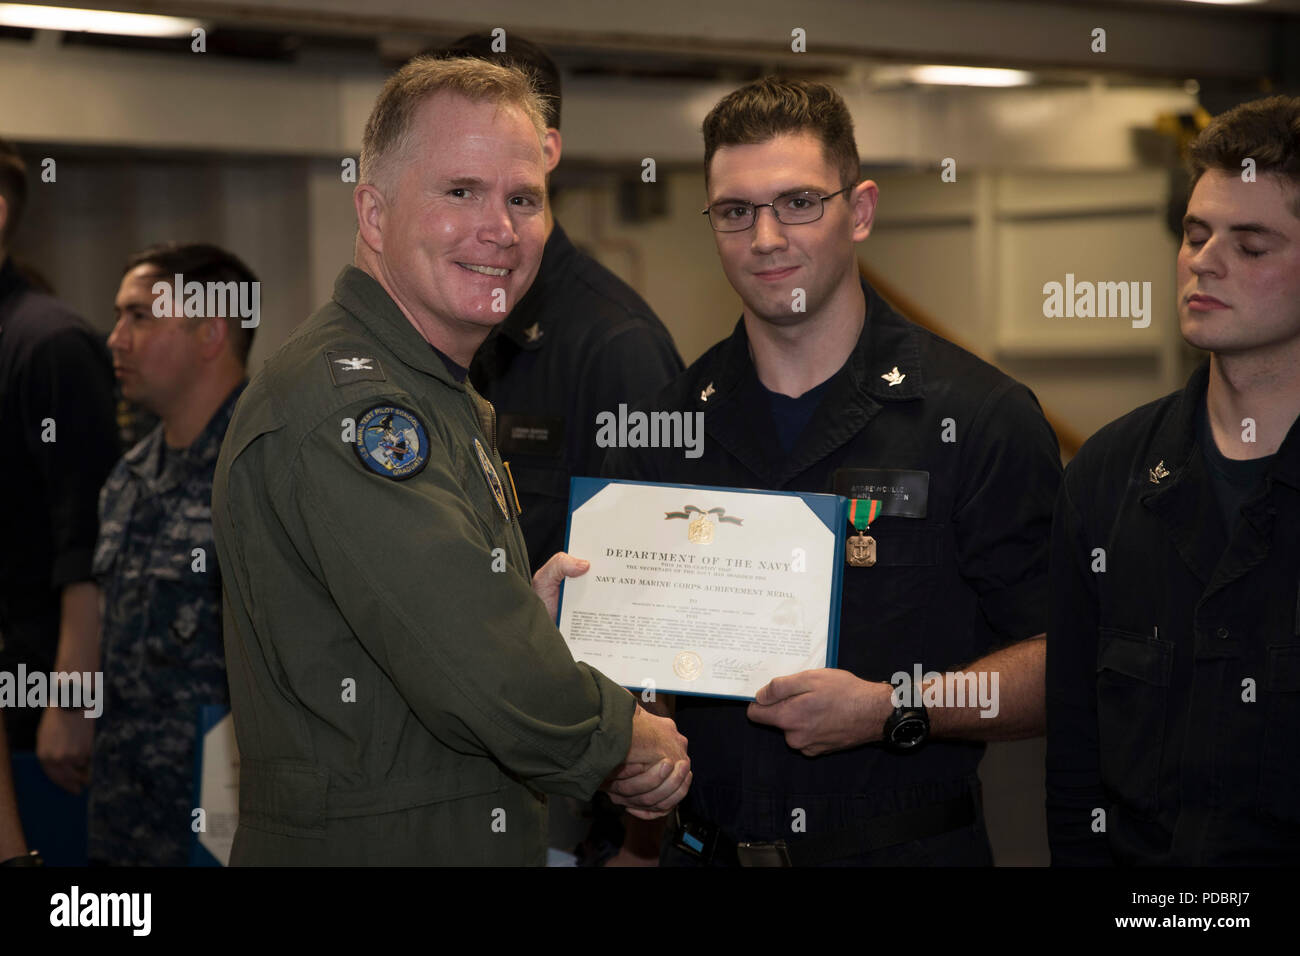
top-left (702, 186), bottom-right (854, 232)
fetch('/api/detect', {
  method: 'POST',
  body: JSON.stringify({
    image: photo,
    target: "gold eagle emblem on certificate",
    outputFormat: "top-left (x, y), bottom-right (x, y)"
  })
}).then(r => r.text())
top-left (666, 504), bottom-right (743, 543)
top-left (687, 514), bottom-right (715, 543)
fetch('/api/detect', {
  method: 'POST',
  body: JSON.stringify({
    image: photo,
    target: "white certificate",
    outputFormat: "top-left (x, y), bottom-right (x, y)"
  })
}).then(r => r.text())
top-left (557, 478), bottom-right (845, 700)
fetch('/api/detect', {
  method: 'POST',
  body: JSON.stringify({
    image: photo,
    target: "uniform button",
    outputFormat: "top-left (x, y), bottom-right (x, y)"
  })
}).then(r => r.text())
top-left (1216, 627), bottom-right (1229, 639)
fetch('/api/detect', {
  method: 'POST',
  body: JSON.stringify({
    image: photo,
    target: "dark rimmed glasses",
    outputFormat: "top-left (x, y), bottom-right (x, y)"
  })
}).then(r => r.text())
top-left (702, 185), bottom-right (853, 232)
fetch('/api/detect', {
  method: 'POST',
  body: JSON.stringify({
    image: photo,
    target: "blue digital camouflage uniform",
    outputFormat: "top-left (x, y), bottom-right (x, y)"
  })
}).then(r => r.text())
top-left (88, 383), bottom-right (245, 866)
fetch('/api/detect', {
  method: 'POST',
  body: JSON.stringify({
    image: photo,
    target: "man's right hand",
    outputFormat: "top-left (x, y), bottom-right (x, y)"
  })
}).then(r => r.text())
top-left (602, 704), bottom-right (691, 820)
top-left (36, 707), bottom-right (93, 794)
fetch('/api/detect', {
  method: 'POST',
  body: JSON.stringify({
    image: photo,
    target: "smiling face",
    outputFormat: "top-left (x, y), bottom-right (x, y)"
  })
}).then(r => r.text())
top-left (1178, 168), bottom-right (1300, 358)
top-left (364, 91), bottom-right (546, 353)
top-left (706, 131), bottom-right (874, 328)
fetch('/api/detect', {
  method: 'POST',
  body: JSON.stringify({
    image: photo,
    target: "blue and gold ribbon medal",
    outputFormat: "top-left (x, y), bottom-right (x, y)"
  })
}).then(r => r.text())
top-left (846, 498), bottom-right (881, 567)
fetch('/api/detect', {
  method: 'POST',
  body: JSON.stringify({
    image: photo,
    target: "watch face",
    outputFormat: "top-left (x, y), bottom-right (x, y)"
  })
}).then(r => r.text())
top-left (891, 715), bottom-right (928, 749)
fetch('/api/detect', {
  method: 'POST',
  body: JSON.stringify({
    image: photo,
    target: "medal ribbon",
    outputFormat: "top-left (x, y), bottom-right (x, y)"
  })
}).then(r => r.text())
top-left (849, 498), bottom-right (883, 530)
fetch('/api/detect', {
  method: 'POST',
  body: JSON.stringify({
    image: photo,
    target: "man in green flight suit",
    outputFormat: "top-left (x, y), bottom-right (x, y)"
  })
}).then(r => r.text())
top-left (212, 56), bottom-right (691, 865)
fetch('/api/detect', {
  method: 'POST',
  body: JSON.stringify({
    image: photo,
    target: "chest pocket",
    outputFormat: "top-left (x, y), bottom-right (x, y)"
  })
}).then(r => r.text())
top-left (142, 576), bottom-right (222, 672)
top-left (507, 464), bottom-right (569, 505)
top-left (460, 439), bottom-right (512, 525)
top-left (496, 414), bottom-right (569, 520)
top-left (457, 439), bottom-right (529, 577)
top-left (1095, 628), bottom-right (1173, 819)
top-left (854, 523), bottom-right (941, 567)
top-left (498, 414), bottom-right (565, 461)
top-left (838, 519), bottom-right (945, 677)
top-left (833, 466), bottom-right (939, 572)
top-left (143, 498), bottom-right (221, 669)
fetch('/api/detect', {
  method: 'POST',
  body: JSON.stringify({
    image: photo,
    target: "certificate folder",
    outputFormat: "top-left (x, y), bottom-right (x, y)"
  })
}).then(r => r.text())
top-left (558, 477), bottom-right (845, 701)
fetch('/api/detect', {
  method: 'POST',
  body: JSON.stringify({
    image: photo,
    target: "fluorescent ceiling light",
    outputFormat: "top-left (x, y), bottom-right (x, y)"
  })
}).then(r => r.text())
top-left (876, 65), bottom-right (1035, 88)
top-left (0, 3), bottom-right (202, 37)
top-left (1181, 1), bottom-right (1263, 5)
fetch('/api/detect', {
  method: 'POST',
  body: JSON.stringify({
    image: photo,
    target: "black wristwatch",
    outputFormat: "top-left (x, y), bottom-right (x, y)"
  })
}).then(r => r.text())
top-left (882, 701), bottom-right (929, 754)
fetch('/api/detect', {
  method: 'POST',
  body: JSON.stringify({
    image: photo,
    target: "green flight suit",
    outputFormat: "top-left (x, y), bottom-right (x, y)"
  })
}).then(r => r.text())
top-left (212, 266), bottom-right (635, 865)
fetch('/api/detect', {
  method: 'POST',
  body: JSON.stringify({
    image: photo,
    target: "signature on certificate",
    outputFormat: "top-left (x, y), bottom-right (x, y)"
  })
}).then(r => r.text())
top-left (711, 656), bottom-right (767, 678)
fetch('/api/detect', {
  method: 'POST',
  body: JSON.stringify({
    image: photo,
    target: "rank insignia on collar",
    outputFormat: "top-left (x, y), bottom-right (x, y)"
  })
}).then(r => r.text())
top-left (1148, 460), bottom-right (1171, 484)
top-left (523, 322), bottom-right (543, 344)
top-left (700, 382), bottom-right (716, 402)
top-left (881, 366), bottom-right (906, 387)
top-left (335, 356), bottom-right (373, 371)
top-left (354, 406), bottom-right (429, 480)
top-left (474, 439), bottom-right (511, 521)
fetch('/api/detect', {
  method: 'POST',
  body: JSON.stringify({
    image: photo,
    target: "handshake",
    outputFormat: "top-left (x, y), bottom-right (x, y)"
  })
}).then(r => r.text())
top-left (533, 553), bottom-right (690, 820)
top-left (534, 554), bottom-right (689, 818)
top-left (600, 702), bottom-right (691, 820)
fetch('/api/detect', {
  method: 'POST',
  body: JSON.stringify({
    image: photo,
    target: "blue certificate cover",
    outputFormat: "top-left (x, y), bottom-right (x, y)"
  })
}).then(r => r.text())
top-left (559, 477), bottom-right (846, 701)
top-left (189, 704), bottom-right (239, 866)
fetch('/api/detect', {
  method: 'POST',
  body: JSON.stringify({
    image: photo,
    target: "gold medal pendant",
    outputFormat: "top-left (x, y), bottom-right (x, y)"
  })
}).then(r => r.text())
top-left (846, 532), bottom-right (876, 567)
top-left (846, 498), bottom-right (882, 567)
top-left (687, 514), bottom-right (715, 544)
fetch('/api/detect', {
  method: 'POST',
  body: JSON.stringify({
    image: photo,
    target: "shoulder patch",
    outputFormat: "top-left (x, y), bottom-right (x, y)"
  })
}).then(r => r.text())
top-left (354, 406), bottom-right (429, 480)
top-left (327, 351), bottom-right (386, 385)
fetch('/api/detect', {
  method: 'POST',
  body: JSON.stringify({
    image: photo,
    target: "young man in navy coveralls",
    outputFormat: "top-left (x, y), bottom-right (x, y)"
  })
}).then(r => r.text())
top-left (606, 78), bottom-right (1062, 866)
top-left (1047, 96), bottom-right (1300, 865)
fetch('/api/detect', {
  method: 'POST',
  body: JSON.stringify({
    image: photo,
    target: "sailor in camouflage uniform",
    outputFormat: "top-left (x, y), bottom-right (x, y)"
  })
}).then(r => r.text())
top-left (88, 243), bottom-right (257, 865)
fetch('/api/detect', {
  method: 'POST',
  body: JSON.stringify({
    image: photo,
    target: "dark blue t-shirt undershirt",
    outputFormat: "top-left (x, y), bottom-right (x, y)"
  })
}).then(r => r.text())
top-left (762, 376), bottom-right (835, 453)
top-left (431, 345), bottom-right (468, 383)
top-left (1198, 399), bottom-right (1275, 532)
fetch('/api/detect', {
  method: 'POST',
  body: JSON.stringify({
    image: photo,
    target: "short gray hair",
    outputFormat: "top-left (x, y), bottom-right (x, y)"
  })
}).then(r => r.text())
top-left (360, 56), bottom-right (548, 196)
